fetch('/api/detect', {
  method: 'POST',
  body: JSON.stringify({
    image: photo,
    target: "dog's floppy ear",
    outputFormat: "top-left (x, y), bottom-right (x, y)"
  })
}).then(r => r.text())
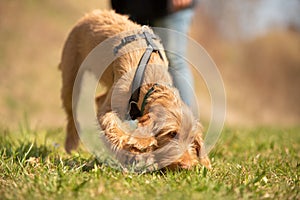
top-left (194, 130), bottom-right (212, 169)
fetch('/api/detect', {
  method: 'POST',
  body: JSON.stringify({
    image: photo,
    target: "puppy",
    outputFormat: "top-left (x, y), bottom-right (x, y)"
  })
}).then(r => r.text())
top-left (60, 10), bottom-right (211, 170)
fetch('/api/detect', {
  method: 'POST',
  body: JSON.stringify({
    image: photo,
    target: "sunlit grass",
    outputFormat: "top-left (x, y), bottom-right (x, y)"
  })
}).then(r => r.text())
top-left (0, 125), bottom-right (299, 199)
top-left (0, 1), bottom-right (299, 199)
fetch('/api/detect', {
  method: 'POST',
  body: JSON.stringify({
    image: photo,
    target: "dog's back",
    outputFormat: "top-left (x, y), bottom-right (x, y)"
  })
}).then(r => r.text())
top-left (60, 10), bottom-right (140, 88)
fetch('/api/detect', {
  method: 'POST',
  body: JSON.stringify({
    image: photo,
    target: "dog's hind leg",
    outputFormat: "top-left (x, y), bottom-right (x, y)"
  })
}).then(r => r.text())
top-left (61, 75), bottom-right (81, 153)
top-left (65, 114), bottom-right (80, 153)
top-left (60, 30), bottom-right (83, 153)
top-left (61, 71), bottom-right (81, 154)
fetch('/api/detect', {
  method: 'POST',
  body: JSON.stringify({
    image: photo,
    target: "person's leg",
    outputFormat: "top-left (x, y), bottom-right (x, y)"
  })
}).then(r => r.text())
top-left (153, 9), bottom-right (195, 106)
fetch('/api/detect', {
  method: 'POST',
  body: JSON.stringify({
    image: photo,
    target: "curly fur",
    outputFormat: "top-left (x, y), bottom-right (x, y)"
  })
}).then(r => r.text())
top-left (60, 10), bottom-right (211, 170)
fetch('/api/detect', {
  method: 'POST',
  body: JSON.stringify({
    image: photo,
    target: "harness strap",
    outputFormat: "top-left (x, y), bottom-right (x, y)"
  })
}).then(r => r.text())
top-left (112, 28), bottom-right (165, 120)
top-left (113, 30), bottom-right (164, 57)
top-left (130, 46), bottom-right (153, 102)
top-left (128, 46), bottom-right (153, 119)
top-left (140, 83), bottom-right (158, 115)
top-left (127, 30), bottom-right (165, 119)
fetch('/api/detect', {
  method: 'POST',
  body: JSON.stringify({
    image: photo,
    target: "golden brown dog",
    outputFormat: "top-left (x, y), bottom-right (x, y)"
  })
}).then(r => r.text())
top-left (60, 10), bottom-right (211, 170)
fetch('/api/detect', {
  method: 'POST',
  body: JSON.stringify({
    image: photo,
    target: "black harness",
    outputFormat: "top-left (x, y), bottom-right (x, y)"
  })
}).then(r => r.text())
top-left (113, 29), bottom-right (165, 120)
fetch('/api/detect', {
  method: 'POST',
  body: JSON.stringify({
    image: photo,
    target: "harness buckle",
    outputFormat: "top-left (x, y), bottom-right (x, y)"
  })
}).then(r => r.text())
top-left (128, 101), bottom-right (142, 120)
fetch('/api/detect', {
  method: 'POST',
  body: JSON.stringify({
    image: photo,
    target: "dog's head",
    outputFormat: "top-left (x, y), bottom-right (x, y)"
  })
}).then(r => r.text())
top-left (139, 84), bottom-right (211, 170)
top-left (100, 84), bottom-right (211, 170)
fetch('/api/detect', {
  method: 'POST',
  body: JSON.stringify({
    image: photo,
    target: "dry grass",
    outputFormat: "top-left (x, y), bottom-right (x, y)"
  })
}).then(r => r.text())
top-left (0, 1), bottom-right (299, 130)
top-left (0, 0), bottom-right (109, 129)
top-left (191, 9), bottom-right (300, 126)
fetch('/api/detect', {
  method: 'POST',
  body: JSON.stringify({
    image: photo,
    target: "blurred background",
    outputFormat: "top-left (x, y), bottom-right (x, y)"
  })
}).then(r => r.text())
top-left (0, 0), bottom-right (299, 130)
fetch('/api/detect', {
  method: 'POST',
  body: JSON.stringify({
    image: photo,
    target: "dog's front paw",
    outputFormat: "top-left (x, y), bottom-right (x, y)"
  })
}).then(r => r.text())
top-left (127, 136), bottom-right (157, 152)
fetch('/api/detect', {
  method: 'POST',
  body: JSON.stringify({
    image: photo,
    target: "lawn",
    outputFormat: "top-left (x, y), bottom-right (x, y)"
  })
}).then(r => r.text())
top-left (0, 1), bottom-right (299, 200)
top-left (0, 125), bottom-right (299, 200)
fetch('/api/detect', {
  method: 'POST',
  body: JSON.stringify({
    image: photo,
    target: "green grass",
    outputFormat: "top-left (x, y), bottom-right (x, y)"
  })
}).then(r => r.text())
top-left (0, 1), bottom-right (299, 199)
top-left (0, 126), bottom-right (299, 200)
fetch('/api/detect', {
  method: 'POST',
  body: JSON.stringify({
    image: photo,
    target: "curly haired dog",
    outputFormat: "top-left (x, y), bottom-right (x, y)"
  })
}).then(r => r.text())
top-left (60, 10), bottom-right (211, 170)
